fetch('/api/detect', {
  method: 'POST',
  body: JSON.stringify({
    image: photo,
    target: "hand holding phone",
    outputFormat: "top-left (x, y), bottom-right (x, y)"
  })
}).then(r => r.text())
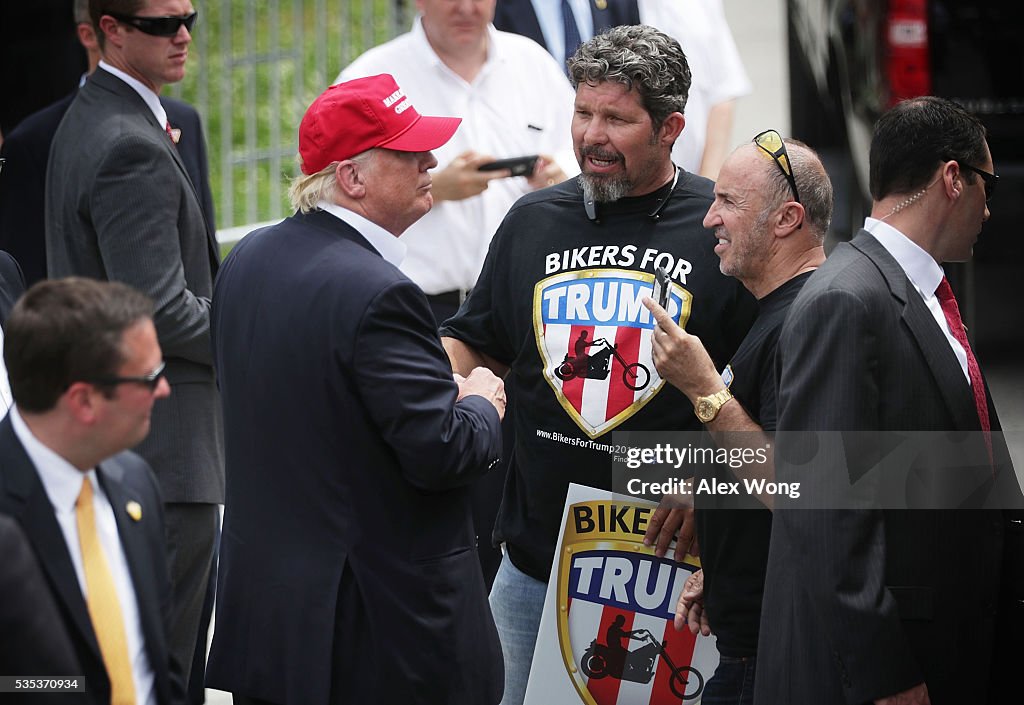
top-left (477, 155), bottom-right (539, 177)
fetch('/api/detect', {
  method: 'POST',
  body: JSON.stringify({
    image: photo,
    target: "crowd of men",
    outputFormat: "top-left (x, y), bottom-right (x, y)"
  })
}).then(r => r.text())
top-left (0, 2), bottom-right (1020, 705)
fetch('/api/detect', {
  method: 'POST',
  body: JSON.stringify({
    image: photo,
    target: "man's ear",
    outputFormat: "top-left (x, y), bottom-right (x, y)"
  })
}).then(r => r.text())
top-left (659, 112), bottom-right (685, 148)
top-left (63, 382), bottom-right (102, 426)
top-left (97, 15), bottom-right (123, 49)
top-left (334, 160), bottom-right (366, 199)
top-left (775, 201), bottom-right (805, 236)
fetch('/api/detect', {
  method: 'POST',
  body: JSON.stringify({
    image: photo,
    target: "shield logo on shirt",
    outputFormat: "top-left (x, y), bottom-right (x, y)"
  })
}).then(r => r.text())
top-left (534, 269), bottom-right (691, 438)
top-left (554, 499), bottom-right (718, 705)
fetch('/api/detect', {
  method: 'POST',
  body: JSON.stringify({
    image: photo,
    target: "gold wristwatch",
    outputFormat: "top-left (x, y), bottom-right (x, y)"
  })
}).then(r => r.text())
top-left (694, 389), bottom-right (733, 423)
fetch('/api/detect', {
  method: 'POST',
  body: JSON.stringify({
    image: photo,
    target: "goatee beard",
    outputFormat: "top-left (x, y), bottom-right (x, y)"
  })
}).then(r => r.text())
top-left (579, 172), bottom-right (632, 203)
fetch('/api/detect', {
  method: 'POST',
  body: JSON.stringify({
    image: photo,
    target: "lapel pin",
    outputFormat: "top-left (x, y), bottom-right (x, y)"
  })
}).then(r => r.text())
top-left (169, 128), bottom-right (182, 144)
top-left (126, 501), bottom-right (143, 522)
top-left (595, 0), bottom-right (607, 9)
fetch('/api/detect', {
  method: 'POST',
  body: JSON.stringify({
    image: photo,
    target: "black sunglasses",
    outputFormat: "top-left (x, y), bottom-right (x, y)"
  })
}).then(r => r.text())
top-left (88, 361), bottom-right (167, 392)
top-left (105, 10), bottom-right (197, 37)
top-left (957, 162), bottom-right (998, 202)
top-left (753, 129), bottom-right (801, 204)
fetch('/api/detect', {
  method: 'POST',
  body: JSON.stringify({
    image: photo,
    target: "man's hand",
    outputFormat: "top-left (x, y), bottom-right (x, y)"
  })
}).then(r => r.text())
top-left (675, 569), bottom-right (711, 636)
top-left (526, 154), bottom-right (568, 191)
top-left (457, 367), bottom-right (507, 420)
top-left (643, 297), bottom-right (722, 402)
top-left (643, 494), bottom-right (697, 562)
top-left (431, 151), bottom-right (510, 202)
top-left (875, 683), bottom-right (930, 705)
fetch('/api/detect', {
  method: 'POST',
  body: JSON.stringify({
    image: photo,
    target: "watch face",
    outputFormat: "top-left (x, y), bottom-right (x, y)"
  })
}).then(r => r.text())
top-left (697, 399), bottom-right (713, 421)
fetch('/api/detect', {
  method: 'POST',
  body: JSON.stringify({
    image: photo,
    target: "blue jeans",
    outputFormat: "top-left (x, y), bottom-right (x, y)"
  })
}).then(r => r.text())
top-left (701, 654), bottom-right (756, 705)
top-left (489, 552), bottom-right (547, 705)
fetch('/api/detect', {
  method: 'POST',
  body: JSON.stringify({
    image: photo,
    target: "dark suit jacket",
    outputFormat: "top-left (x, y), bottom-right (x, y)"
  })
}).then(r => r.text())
top-left (493, 0), bottom-right (640, 56)
top-left (0, 250), bottom-right (23, 325)
top-left (45, 68), bottom-right (223, 504)
top-left (0, 514), bottom-right (88, 705)
top-left (0, 415), bottom-right (184, 705)
top-left (0, 87), bottom-right (215, 286)
top-left (206, 210), bottom-right (504, 705)
top-left (755, 231), bottom-right (1023, 705)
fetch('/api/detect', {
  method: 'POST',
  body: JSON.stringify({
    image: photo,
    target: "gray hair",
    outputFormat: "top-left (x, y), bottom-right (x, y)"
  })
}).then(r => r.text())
top-left (568, 25), bottom-right (691, 131)
top-left (759, 139), bottom-right (834, 242)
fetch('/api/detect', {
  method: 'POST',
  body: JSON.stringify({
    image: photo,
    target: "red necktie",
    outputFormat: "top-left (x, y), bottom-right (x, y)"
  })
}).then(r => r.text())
top-left (935, 276), bottom-right (993, 463)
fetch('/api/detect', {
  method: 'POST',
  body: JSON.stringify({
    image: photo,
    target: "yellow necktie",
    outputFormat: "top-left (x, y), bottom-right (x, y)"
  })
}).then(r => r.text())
top-left (76, 477), bottom-right (136, 705)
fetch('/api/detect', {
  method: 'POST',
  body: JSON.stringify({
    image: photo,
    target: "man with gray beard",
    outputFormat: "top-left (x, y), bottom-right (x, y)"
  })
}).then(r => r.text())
top-left (440, 25), bottom-right (756, 705)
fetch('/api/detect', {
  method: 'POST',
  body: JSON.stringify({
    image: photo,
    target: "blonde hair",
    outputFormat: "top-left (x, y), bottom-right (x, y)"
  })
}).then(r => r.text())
top-left (288, 161), bottom-right (340, 213)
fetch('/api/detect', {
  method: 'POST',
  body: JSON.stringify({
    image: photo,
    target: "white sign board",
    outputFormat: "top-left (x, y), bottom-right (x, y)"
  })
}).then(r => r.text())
top-left (524, 484), bottom-right (719, 705)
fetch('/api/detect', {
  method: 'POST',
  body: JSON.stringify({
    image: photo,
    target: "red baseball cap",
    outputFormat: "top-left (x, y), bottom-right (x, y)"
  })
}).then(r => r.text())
top-left (298, 74), bottom-right (462, 174)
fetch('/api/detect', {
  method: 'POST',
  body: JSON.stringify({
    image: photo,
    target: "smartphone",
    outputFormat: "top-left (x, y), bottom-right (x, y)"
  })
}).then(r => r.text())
top-left (477, 155), bottom-right (539, 177)
top-left (652, 266), bottom-right (671, 308)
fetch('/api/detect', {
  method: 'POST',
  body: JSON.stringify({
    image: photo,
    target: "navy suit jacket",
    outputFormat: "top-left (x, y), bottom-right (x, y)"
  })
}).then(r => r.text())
top-left (0, 513), bottom-right (88, 705)
top-left (0, 87), bottom-right (215, 286)
top-left (0, 416), bottom-right (184, 705)
top-left (493, 0), bottom-right (640, 55)
top-left (756, 231), bottom-right (1023, 705)
top-left (206, 210), bottom-right (504, 705)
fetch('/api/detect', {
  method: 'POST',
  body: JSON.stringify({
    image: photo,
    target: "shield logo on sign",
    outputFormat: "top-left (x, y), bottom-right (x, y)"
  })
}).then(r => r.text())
top-left (534, 269), bottom-right (692, 439)
top-left (555, 500), bottom-right (718, 705)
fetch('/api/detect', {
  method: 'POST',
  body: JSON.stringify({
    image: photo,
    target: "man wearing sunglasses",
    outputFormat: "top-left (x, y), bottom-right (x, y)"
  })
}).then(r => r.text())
top-left (45, 0), bottom-right (223, 692)
top-left (640, 133), bottom-right (833, 705)
top-left (0, 277), bottom-right (185, 705)
top-left (757, 97), bottom-right (1022, 705)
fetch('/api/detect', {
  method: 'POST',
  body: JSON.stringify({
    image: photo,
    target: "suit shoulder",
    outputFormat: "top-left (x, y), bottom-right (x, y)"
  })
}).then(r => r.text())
top-left (107, 450), bottom-right (162, 498)
top-left (161, 96), bottom-right (202, 128)
top-left (3, 94), bottom-right (73, 145)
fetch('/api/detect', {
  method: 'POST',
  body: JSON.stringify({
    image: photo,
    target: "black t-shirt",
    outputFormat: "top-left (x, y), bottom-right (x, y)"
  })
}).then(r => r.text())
top-left (696, 271), bottom-right (812, 657)
top-left (440, 173), bottom-right (757, 581)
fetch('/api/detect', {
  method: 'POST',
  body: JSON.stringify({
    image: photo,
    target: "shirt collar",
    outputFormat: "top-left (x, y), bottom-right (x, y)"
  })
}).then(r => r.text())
top-left (864, 217), bottom-right (945, 298)
top-left (317, 200), bottom-right (406, 267)
top-left (98, 60), bottom-right (168, 130)
top-left (9, 406), bottom-right (95, 515)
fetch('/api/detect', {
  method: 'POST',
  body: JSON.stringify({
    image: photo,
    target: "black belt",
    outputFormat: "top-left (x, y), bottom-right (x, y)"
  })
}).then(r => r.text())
top-left (427, 289), bottom-right (471, 307)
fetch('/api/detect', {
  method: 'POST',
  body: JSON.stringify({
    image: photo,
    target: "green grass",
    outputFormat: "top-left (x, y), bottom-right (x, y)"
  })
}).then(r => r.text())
top-left (167, 0), bottom-right (412, 231)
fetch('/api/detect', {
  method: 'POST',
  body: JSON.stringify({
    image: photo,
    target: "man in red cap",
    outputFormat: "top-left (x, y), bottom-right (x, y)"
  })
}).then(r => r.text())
top-left (206, 74), bottom-right (509, 705)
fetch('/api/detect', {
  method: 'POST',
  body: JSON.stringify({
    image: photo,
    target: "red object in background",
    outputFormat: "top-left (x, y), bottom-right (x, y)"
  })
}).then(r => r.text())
top-left (885, 0), bottom-right (932, 106)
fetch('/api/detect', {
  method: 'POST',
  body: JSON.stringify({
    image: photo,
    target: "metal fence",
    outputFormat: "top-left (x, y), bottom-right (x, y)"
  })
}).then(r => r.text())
top-left (165, 0), bottom-right (414, 240)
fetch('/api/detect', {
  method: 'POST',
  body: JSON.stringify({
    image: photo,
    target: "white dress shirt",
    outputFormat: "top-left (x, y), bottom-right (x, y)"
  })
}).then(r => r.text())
top-left (98, 60), bottom-right (169, 131)
top-left (865, 217), bottom-right (970, 381)
top-left (529, 0), bottom-right (594, 63)
top-left (10, 407), bottom-right (157, 705)
top-left (638, 0), bottom-right (752, 173)
top-left (317, 200), bottom-right (406, 268)
top-left (337, 18), bottom-right (579, 294)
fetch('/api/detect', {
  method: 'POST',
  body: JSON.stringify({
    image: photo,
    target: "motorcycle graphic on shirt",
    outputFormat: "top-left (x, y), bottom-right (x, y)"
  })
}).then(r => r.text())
top-left (534, 269), bottom-right (690, 438)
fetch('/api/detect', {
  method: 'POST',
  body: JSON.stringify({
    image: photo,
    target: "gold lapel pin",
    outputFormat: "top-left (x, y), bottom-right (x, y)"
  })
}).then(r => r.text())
top-left (126, 501), bottom-right (143, 522)
top-left (595, 0), bottom-right (607, 9)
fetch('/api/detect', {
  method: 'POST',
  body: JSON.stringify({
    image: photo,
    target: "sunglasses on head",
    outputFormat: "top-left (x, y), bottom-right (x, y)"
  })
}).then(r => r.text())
top-left (104, 10), bottom-right (197, 37)
top-left (753, 129), bottom-right (801, 205)
top-left (956, 161), bottom-right (998, 202)
top-left (87, 361), bottom-right (167, 393)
